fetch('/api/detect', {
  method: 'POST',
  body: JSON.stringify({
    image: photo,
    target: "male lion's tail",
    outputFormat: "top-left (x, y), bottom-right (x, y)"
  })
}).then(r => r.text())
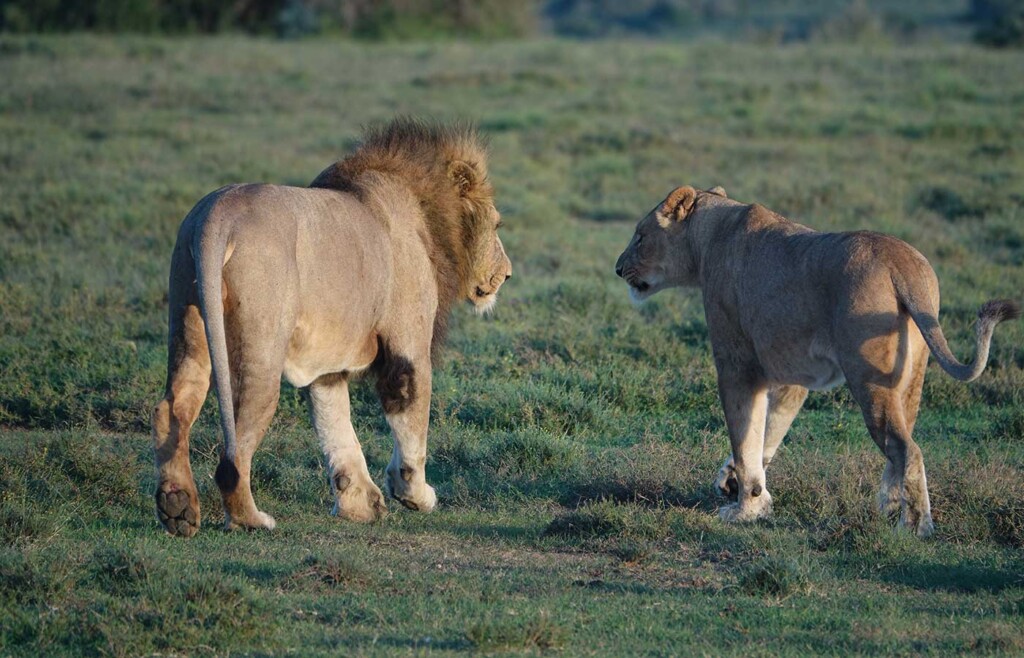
top-left (192, 197), bottom-right (241, 490)
top-left (893, 267), bottom-right (1020, 383)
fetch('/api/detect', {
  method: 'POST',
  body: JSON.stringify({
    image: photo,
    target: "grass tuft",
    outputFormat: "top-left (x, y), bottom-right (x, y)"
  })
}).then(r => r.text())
top-left (544, 500), bottom-right (668, 541)
top-left (90, 543), bottom-right (164, 593)
top-left (466, 610), bottom-right (566, 651)
top-left (285, 553), bottom-right (368, 590)
top-left (738, 555), bottom-right (813, 598)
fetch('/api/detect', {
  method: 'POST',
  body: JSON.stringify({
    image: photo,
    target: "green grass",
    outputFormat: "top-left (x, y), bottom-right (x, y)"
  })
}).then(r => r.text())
top-left (1, 34), bottom-right (1023, 655)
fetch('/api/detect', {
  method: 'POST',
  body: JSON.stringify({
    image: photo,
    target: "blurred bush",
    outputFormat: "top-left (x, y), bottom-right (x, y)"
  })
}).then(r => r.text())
top-left (972, 0), bottom-right (1024, 47)
top-left (0, 0), bottom-right (538, 37)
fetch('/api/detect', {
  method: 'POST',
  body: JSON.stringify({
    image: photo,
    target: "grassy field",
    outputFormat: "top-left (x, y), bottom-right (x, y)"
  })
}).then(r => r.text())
top-left (1, 34), bottom-right (1023, 656)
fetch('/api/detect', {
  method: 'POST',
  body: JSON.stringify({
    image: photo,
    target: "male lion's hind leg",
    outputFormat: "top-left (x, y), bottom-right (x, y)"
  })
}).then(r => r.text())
top-left (153, 304), bottom-right (210, 538)
top-left (716, 379), bottom-right (773, 523)
top-left (216, 362), bottom-right (282, 532)
top-left (309, 375), bottom-right (387, 523)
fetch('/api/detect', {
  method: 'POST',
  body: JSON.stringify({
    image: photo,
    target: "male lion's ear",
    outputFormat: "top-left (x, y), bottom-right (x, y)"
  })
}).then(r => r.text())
top-left (448, 161), bottom-right (477, 197)
top-left (657, 186), bottom-right (698, 227)
top-left (707, 185), bottom-right (727, 198)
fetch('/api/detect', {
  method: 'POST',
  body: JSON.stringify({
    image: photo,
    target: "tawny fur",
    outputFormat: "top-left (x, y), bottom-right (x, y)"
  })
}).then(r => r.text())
top-left (152, 119), bottom-right (512, 537)
top-left (616, 185), bottom-right (1019, 537)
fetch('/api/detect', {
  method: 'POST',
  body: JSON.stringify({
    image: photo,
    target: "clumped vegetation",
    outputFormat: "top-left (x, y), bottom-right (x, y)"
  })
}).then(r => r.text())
top-left (973, 0), bottom-right (1024, 47)
top-left (0, 0), bottom-right (538, 38)
top-left (1, 32), bottom-right (1023, 655)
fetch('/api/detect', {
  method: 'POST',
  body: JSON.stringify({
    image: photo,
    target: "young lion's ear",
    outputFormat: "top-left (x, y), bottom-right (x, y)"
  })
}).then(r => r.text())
top-left (448, 161), bottom-right (477, 197)
top-left (707, 185), bottom-right (727, 198)
top-left (657, 186), bottom-right (697, 227)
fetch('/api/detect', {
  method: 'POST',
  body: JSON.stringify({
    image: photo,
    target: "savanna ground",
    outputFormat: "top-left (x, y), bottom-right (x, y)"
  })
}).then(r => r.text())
top-left (1, 34), bottom-right (1023, 656)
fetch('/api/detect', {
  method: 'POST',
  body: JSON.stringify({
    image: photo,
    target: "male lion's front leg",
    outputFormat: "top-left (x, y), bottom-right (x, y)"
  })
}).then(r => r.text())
top-left (376, 347), bottom-right (436, 513)
top-left (716, 376), bottom-right (772, 523)
top-left (309, 375), bottom-right (387, 523)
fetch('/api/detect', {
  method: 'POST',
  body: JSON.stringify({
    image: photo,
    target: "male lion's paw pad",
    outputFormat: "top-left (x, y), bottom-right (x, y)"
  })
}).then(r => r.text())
top-left (156, 487), bottom-right (199, 538)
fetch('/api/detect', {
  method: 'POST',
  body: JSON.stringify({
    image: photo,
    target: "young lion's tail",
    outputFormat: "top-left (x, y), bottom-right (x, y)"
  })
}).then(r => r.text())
top-left (893, 268), bottom-right (1020, 383)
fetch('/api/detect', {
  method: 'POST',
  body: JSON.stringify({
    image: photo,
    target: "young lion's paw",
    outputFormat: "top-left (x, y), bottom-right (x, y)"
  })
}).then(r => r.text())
top-left (714, 461), bottom-right (739, 501)
top-left (718, 492), bottom-right (773, 523)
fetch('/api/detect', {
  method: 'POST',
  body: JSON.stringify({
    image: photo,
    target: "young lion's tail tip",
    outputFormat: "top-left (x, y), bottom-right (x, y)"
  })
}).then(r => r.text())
top-left (979, 299), bottom-right (1022, 324)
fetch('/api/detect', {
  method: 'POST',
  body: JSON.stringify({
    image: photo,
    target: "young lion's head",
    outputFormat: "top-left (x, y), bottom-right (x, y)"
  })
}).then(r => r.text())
top-left (615, 185), bottom-right (726, 302)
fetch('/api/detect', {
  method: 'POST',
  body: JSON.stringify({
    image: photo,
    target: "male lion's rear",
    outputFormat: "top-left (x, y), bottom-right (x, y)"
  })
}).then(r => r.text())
top-left (152, 119), bottom-right (512, 536)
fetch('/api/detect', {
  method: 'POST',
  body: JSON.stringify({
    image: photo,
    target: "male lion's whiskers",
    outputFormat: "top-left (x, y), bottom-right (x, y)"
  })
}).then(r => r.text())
top-left (474, 294), bottom-right (498, 316)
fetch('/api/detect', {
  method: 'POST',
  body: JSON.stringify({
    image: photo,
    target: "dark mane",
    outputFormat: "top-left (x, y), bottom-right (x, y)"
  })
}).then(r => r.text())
top-left (309, 118), bottom-right (493, 359)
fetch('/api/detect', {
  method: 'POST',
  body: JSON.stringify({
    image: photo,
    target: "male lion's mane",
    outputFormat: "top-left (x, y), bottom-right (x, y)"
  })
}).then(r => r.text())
top-left (309, 118), bottom-right (493, 355)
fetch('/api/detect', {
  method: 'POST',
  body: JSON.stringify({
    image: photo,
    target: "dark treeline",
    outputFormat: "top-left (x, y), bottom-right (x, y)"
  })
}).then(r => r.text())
top-left (0, 0), bottom-right (536, 37)
top-left (0, 0), bottom-right (1020, 46)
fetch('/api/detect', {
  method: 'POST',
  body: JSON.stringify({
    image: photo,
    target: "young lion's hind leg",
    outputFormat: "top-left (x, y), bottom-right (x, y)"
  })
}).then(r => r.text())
top-left (309, 374), bottom-right (387, 523)
top-left (153, 303), bottom-right (210, 538)
top-left (851, 383), bottom-right (933, 538)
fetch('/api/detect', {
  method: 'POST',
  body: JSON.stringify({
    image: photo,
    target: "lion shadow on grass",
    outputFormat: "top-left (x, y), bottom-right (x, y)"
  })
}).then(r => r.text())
top-left (555, 476), bottom-right (719, 512)
top-left (875, 559), bottom-right (1024, 593)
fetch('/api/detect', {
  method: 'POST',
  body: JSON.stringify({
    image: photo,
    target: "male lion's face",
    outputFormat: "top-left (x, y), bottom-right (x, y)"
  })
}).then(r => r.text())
top-left (467, 204), bottom-right (512, 314)
top-left (615, 186), bottom-right (700, 303)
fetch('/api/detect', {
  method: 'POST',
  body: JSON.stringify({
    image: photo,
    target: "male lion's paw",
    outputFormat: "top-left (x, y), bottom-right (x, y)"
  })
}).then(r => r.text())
top-left (386, 467), bottom-right (438, 513)
top-left (334, 482), bottom-right (389, 523)
top-left (393, 483), bottom-right (437, 513)
top-left (224, 510), bottom-right (277, 532)
top-left (156, 483), bottom-right (200, 538)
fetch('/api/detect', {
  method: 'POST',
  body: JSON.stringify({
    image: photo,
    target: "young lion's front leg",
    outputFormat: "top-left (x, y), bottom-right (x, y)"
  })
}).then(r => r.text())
top-left (715, 375), bottom-right (772, 523)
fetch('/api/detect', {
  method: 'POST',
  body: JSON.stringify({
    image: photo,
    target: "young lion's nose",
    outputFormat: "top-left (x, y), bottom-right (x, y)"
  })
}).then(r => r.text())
top-left (615, 264), bottom-right (624, 277)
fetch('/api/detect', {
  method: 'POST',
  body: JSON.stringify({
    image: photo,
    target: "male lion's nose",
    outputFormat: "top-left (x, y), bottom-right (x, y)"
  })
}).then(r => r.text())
top-left (615, 264), bottom-right (624, 277)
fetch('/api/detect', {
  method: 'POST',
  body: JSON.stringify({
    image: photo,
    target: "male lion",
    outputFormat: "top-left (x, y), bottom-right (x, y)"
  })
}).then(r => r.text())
top-left (152, 119), bottom-right (512, 537)
top-left (615, 185), bottom-right (1019, 537)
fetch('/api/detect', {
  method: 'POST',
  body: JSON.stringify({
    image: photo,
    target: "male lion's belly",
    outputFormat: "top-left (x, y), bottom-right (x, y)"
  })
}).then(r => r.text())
top-left (282, 316), bottom-right (379, 388)
top-left (758, 332), bottom-right (846, 391)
